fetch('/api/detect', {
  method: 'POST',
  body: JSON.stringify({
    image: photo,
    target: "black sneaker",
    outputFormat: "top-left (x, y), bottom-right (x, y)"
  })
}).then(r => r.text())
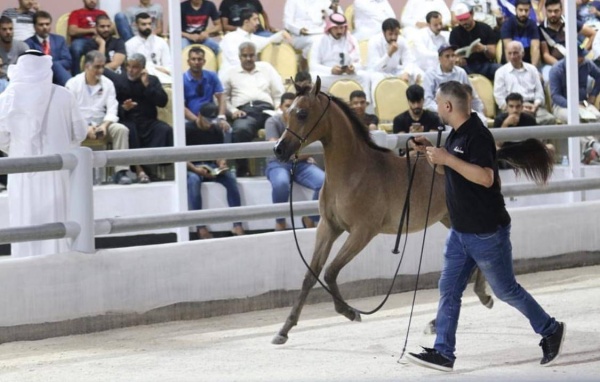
top-left (406, 347), bottom-right (454, 372)
top-left (540, 322), bottom-right (566, 366)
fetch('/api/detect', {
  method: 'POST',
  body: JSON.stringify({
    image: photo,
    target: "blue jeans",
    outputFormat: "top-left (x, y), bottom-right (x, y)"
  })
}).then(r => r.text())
top-left (434, 225), bottom-right (558, 361)
top-left (187, 164), bottom-right (242, 229)
top-left (114, 12), bottom-right (134, 41)
top-left (69, 37), bottom-right (89, 75)
top-left (266, 160), bottom-right (324, 225)
top-left (255, 30), bottom-right (273, 37)
top-left (464, 61), bottom-right (501, 82)
top-left (181, 36), bottom-right (220, 55)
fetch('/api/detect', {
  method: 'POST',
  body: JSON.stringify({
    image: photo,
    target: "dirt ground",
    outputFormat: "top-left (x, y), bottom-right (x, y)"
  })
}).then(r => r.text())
top-left (0, 266), bottom-right (598, 382)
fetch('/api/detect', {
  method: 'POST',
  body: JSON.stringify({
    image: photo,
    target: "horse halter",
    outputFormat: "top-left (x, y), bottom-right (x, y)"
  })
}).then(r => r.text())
top-left (285, 92), bottom-right (332, 147)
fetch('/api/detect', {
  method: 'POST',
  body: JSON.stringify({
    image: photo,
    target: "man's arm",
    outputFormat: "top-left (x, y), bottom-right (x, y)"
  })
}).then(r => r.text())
top-left (530, 39), bottom-right (540, 67)
top-left (184, 107), bottom-right (197, 121)
top-left (540, 41), bottom-right (557, 65)
top-left (56, 37), bottom-right (72, 70)
top-left (215, 92), bottom-right (227, 116)
top-left (581, 25), bottom-right (596, 50)
top-left (587, 61), bottom-right (600, 103)
top-left (549, 65), bottom-right (567, 108)
top-left (431, 147), bottom-right (494, 187)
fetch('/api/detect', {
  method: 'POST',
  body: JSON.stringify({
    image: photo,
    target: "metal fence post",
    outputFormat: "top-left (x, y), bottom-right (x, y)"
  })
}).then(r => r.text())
top-left (68, 147), bottom-right (95, 253)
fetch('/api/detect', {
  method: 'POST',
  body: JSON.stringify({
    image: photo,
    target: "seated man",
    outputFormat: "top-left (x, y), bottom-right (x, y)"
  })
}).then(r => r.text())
top-left (309, 13), bottom-right (371, 101)
top-left (1, 0), bottom-right (38, 41)
top-left (451, 0), bottom-right (501, 29)
top-left (494, 40), bottom-right (555, 125)
top-left (180, 0), bottom-right (222, 54)
top-left (219, 0), bottom-right (273, 37)
top-left (67, 0), bottom-right (108, 75)
top-left (125, 12), bottom-right (172, 84)
top-left (221, 41), bottom-right (283, 176)
top-left (104, 53), bottom-right (172, 183)
top-left (498, 0), bottom-right (541, 23)
top-left (187, 103), bottom-right (244, 239)
top-left (401, 0), bottom-right (451, 38)
top-left (265, 92), bottom-right (324, 231)
top-left (24, 11), bottom-right (72, 86)
top-left (393, 84), bottom-right (442, 134)
top-left (66, 50), bottom-right (132, 185)
top-left (283, 0), bottom-right (340, 66)
top-left (368, 17), bottom-right (422, 98)
top-left (350, 90), bottom-right (378, 130)
top-left (501, 0), bottom-right (540, 66)
top-left (412, 11), bottom-right (449, 70)
top-left (84, 14), bottom-right (126, 74)
top-left (423, 44), bottom-right (484, 114)
top-left (114, 0), bottom-right (163, 41)
top-left (493, 92), bottom-right (536, 129)
top-left (353, 0), bottom-right (396, 41)
top-left (219, 9), bottom-right (290, 75)
top-left (0, 16), bottom-right (29, 68)
top-left (184, 46), bottom-right (229, 143)
top-left (450, 3), bottom-right (500, 81)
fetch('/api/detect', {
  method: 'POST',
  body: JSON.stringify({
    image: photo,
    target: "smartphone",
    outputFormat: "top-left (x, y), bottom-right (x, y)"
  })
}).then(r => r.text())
top-left (340, 65), bottom-right (348, 71)
top-left (410, 123), bottom-right (424, 133)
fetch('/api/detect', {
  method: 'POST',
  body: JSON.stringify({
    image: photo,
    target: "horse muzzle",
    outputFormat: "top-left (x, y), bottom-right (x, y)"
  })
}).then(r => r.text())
top-left (273, 136), bottom-right (298, 162)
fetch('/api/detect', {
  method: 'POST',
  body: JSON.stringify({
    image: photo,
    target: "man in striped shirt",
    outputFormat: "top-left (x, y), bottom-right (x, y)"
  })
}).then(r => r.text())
top-left (1, 0), bottom-right (39, 41)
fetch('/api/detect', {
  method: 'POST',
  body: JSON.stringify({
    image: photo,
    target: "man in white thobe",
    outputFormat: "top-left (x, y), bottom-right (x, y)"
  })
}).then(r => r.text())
top-left (411, 10), bottom-right (449, 69)
top-left (309, 13), bottom-right (371, 100)
top-left (0, 51), bottom-right (88, 257)
top-left (283, 0), bottom-right (341, 59)
top-left (353, 0), bottom-right (396, 41)
top-left (368, 17), bottom-right (422, 100)
top-left (401, 0), bottom-right (451, 39)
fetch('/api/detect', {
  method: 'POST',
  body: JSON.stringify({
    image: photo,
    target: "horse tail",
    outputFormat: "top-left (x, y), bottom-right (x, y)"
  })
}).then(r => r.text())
top-left (497, 138), bottom-right (554, 185)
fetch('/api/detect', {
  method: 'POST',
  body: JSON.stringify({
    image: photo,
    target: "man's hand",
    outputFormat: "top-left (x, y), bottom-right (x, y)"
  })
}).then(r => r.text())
top-left (410, 135), bottom-right (432, 153)
top-left (345, 64), bottom-right (356, 74)
top-left (122, 99), bottom-right (138, 111)
top-left (472, 42), bottom-right (486, 53)
top-left (455, 56), bottom-right (467, 66)
top-left (415, 21), bottom-right (428, 28)
top-left (522, 102), bottom-right (538, 114)
top-left (331, 65), bottom-right (344, 75)
top-left (93, 33), bottom-right (105, 46)
top-left (588, 95), bottom-right (597, 106)
top-left (216, 159), bottom-right (228, 169)
top-left (86, 126), bottom-right (97, 140)
top-left (196, 166), bottom-right (214, 179)
top-left (218, 119), bottom-right (231, 132)
top-left (300, 28), bottom-right (309, 36)
top-left (140, 69), bottom-right (150, 87)
top-left (232, 110), bottom-right (246, 119)
top-left (426, 146), bottom-right (451, 165)
top-left (282, 30), bottom-right (293, 42)
top-left (388, 41), bottom-right (399, 57)
top-left (399, 72), bottom-right (410, 82)
top-left (197, 31), bottom-right (209, 42)
top-left (503, 113), bottom-right (520, 127)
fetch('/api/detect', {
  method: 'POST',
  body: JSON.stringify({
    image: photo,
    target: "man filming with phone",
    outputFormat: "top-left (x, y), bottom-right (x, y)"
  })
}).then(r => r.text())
top-left (66, 50), bottom-right (132, 184)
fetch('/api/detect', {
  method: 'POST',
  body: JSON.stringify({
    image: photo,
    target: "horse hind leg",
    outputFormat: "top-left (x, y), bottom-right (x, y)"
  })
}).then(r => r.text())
top-left (473, 267), bottom-right (494, 309)
top-left (323, 230), bottom-right (377, 323)
top-left (272, 221), bottom-right (343, 345)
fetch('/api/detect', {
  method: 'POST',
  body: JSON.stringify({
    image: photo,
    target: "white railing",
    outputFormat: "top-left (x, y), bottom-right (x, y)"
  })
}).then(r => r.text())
top-left (1, 124), bottom-right (600, 253)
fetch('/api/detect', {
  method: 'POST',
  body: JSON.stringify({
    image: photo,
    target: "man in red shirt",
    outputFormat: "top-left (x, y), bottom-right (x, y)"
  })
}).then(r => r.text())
top-left (67, 0), bottom-right (107, 75)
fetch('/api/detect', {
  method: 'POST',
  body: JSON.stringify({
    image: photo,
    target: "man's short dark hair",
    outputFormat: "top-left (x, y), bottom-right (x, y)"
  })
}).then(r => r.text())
top-left (33, 11), bottom-right (52, 25)
top-left (281, 92), bottom-right (295, 104)
top-left (545, 0), bottom-right (561, 8)
top-left (349, 90), bottom-right (367, 100)
top-left (462, 83), bottom-right (473, 96)
top-left (426, 11), bottom-right (442, 24)
top-left (240, 9), bottom-right (257, 24)
top-left (0, 16), bottom-right (12, 26)
top-left (506, 92), bottom-right (524, 104)
top-left (135, 12), bottom-right (152, 22)
top-left (188, 46), bottom-right (206, 58)
top-left (438, 81), bottom-right (469, 111)
top-left (406, 84), bottom-right (425, 103)
top-left (516, 0), bottom-right (532, 7)
top-left (381, 18), bottom-right (400, 32)
top-left (95, 14), bottom-right (111, 24)
top-left (294, 71), bottom-right (312, 84)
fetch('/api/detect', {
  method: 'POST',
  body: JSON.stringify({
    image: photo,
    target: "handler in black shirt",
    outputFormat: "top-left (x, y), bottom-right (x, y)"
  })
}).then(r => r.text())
top-left (393, 84), bottom-right (441, 134)
top-left (405, 81), bottom-right (564, 372)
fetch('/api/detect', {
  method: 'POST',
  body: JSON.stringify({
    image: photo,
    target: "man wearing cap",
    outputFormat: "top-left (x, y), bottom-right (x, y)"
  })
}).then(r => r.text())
top-left (0, 50), bottom-right (88, 257)
top-left (501, 0), bottom-right (541, 66)
top-left (423, 44), bottom-right (484, 114)
top-left (494, 40), bottom-right (555, 125)
top-left (450, 2), bottom-right (500, 81)
top-left (186, 102), bottom-right (245, 239)
top-left (309, 12), bottom-right (371, 101)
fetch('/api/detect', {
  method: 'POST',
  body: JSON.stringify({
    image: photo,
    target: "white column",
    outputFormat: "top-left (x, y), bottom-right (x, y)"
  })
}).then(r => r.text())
top-left (67, 147), bottom-right (95, 254)
top-left (99, 0), bottom-right (122, 20)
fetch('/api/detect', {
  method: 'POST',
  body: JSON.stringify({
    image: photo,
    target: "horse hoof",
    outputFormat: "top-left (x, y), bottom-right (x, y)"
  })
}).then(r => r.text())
top-left (353, 310), bottom-right (362, 322)
top-left (271, 334), bottom-right (288, 345)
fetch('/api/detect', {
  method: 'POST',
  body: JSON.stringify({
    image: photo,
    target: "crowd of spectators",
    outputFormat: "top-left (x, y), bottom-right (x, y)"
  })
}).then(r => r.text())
top-left (0, 0), bottom-right (598, 236)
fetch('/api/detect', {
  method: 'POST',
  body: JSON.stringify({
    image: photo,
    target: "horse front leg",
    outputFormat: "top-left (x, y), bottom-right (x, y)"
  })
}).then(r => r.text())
top-left (272, 220), bottom-right (343, 345)
top-left (323, 230), bottom-right (377, 323)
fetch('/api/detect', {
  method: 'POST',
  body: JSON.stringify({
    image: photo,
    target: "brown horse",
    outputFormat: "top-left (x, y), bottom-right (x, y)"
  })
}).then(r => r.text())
top-left (271, 78), bottom-right (553, 345)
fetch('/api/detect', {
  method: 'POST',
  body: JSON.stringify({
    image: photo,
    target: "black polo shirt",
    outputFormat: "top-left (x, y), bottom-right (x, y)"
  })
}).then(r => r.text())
top-left (444, 113), bottom-right (510, 233)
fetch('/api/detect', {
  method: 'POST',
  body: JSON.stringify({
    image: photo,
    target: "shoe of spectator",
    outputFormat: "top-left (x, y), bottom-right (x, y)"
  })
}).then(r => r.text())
top-left (0, 183), bottom-right (6, 192)
top-left (581, 147), bottom-right (598, 164)
top-left (113, 170), bottom-right (132, 185)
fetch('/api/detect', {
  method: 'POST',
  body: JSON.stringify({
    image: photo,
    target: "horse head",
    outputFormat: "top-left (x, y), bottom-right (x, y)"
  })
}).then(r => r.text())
top-left (273, 76), bottom-right (329, 162)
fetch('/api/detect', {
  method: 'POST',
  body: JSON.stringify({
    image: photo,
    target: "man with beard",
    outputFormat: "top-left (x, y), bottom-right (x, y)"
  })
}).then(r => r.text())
top-left (367, 18), bottom-right (422, 100)
top-left (501, 0), bottom-right (540, 66)
top-left (125, 12), bottom-right (172, 84)
top-left (67, 0), bottom-right (108, 75)
top-left (84, 14), bottom-right (126, 73)
top-left (0, 16), bottom-right (28, 70)
top-left (494, 40), bottom-right (555, 125)
top-left (66, 50), bottom-right (132, 184)
top-left (539, 0), bottom-right (595, 81)
top-left (412, 11), bottom-right (449, 70)
top-left (309, 13), bottom-right (371, 101)
top-left (393, 84), bottom-right (442, 134)
top-left (24, 11), bottom-right (72, 86)
top-left (104, 53), bottom-right (171, 183)
top-left (450, 3), bottom-right (500, 81)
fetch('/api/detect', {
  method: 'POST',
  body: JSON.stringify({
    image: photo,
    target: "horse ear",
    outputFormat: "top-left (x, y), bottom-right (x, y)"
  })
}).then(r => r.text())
top-left (312, 76), bottom-right (322, 96)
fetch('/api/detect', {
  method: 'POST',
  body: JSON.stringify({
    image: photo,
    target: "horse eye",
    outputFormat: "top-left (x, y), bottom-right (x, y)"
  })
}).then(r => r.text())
top-left (296, 110), bottom-right (308, 121)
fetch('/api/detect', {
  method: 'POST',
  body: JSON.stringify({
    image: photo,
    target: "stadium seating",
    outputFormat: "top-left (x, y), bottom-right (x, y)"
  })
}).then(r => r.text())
top-left (345, 5), bottom-right (355, 32)
top-left (55, 13), bottom-right (70, 44)
top-left (373, 78), bottom-right (409, 132)
top-left (181, 44), bottom-right (218, 72)
top-left (359, 40), bottom-right (369, 68)
top-left (328, 79), bottom-right (363, 101)
top-left (259, 43), bottom-right (298, 83)
top-left (468, 73), bottom-right (496, 124)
